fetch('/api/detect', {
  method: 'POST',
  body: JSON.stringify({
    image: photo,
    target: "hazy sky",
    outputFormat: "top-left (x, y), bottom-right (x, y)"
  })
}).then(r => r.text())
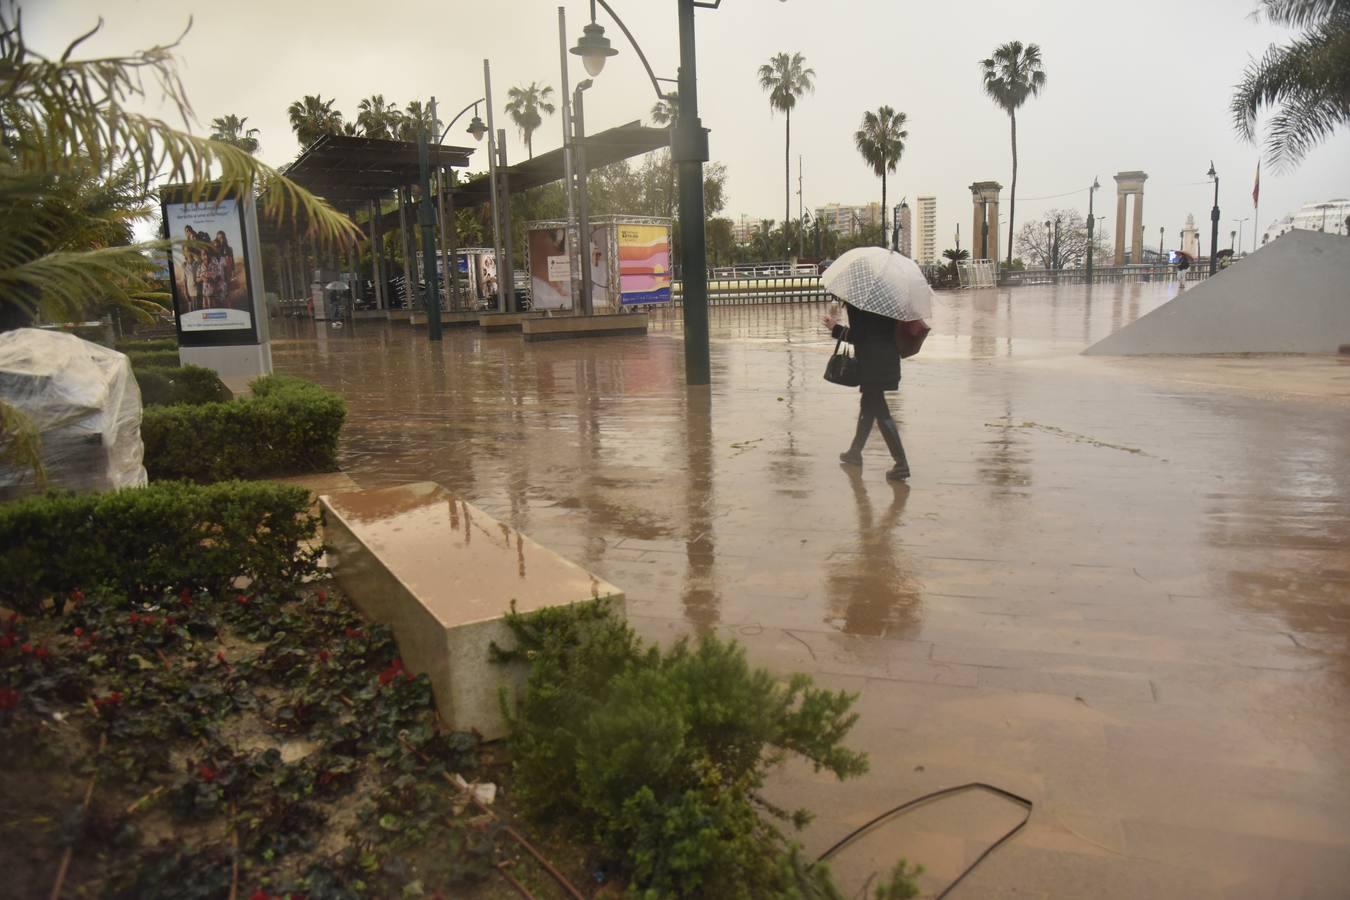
top-left (29, 0), bottom-right (1350, 255)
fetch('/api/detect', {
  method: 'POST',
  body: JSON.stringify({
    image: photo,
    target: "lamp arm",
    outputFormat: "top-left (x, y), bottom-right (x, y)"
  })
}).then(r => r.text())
top-left (438, 97), bottom-right (486, 143)
top-left (595, 0), bottom-right (673, 102)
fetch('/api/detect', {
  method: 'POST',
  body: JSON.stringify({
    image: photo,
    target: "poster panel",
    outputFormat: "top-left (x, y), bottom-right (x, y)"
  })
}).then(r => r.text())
top-left (617, 223), bottom-right (672, 305)
top-left (528, 227), bottom-right (572, 310)
top-left (473, 251), bottom-right (498, 306)
top-left (586, 224), bottom-right (612, 311)
top-left (162, 198), bottom-right (258, 342)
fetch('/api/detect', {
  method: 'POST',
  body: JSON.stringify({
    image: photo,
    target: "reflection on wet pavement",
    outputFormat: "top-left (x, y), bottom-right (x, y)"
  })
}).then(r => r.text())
top-left (275, 284), bottom-right (1350, 899)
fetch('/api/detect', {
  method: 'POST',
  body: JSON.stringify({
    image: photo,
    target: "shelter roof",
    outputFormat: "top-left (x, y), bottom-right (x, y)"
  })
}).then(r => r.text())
top-left (283, 134), bottom-right (477, 209)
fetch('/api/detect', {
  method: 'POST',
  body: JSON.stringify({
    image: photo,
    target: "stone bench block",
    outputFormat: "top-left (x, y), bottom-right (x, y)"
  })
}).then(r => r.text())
top-left (479, 312), bottom-right (547, 332)
top-left (321, 482), bottom-right (624, 741)
top-left (410, 310), bottom-right (480, 328)
top-left (521, 312), bottom-right (648, 342)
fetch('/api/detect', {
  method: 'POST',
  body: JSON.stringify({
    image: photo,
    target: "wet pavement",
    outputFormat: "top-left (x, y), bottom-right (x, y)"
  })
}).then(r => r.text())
top-left (273, 283), bottom-right (1350, 899)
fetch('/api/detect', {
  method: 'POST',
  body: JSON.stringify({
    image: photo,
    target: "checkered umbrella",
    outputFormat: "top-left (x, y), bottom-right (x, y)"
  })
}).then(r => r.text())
top-left (821, 247), bottom-right (933, 321)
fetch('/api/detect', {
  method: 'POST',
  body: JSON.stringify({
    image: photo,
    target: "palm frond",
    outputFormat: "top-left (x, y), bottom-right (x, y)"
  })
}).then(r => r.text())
top-left (0, 399), bottom-right (46, 490)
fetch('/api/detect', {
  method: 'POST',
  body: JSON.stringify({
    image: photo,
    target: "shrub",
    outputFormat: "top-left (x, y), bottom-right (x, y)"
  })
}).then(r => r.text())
top-left (495, 600), bottom-right (874, 899)
top-left (134, 364), bottom-right (232, 407)
top-left (141, 375), bottom-right (345, 481)
top-left (126, 349), bottom-right (181, 369)
top-left (0, 480), bottom-right (318, 615)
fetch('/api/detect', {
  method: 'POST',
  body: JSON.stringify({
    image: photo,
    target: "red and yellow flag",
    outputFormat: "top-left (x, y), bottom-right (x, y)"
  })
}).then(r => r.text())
top-left (1252, 162), bottom-right (1261, 208)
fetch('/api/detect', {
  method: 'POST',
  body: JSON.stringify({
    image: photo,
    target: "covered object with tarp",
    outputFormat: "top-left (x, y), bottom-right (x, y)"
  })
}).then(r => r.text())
top-left (0, 329), bottom-right (146, 500)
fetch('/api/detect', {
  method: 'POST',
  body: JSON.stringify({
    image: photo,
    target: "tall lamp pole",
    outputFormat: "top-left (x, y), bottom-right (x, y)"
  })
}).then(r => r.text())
top-left (417, 112), bottom-right (443, 342)
top-left (573, 79), bottom-right (594, 315)
top-left (1207, 161), bottom-right (1220, 275)
top-left (1086, 176), bottom-right (1099, 282)
top-left (571, 0), bottom-right (756, 387)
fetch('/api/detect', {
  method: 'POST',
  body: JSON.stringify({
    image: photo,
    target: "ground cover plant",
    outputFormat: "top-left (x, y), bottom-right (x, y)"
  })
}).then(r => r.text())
top-left (140, 375), bottom-right (345, 481)
top-left (0, 482), bottom-right (538, 899)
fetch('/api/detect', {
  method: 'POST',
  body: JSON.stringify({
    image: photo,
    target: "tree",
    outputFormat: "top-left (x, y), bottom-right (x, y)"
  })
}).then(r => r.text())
top-left (356, 94), bottom-right (402, 140)
top-left (1013, 208), bottom-right (1109, 269)
top-left (650, 94), bottom-right (679, 127)
top-left (757, 52), bottom-right (815, 230)
top-left (940, 247), bottom-right (970, 286)
top-left (208, 114), bottom-right (259, 154)
top-left (397, 100), bottom-right (436, 143)
top-left (854, 107), bottom-right (908, 249)
top-left (1232, 0), bottom-right (1350, 169)
top-left (504, 82), bottom-right (556, 159)
top-left (980, 41), bottom-right (1047, 267)
top-left (287, 94), bottom-right (344, 149)
top-left (0, 16), bottom-right (354, 330)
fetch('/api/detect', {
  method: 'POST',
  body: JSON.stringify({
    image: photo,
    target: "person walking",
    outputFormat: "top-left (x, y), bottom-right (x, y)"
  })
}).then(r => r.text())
top-left (819, 247), bottom-right (933, 482)
top-left (824, 300), bottom-right (909, 480)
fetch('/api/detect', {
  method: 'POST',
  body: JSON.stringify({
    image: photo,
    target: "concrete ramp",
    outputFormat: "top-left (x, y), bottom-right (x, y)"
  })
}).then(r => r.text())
top-left (1084, 230), bottom-right (1350, 355)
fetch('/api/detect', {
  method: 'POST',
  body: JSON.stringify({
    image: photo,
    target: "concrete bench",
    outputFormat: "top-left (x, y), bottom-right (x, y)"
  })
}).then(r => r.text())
top-left (409, 310), bottom-right (480, 328)
top-left (522, 312), bottom-right (648, 342)
top-left (479, 312), bottom-right (547, 332)
top-left (321, 482), bottom-right (624, 740)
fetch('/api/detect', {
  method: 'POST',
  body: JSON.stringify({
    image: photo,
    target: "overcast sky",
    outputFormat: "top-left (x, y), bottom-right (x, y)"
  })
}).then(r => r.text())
top-left (29, 0), bottom-right (1350, 255)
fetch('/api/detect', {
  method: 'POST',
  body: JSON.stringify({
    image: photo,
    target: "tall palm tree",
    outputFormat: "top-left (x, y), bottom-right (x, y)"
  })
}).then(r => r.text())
top-left (397, 100), bottom-right (436, 143)
top-left (356, 94), bottom-right (402, 140)
top-left (980, 41), bottom-right (1047, 266)
top-left (504, 82), bottom-right (556, 159)
top-left (650, 94), bottom-right (679, 127)
top-left (208, 114), bottom-right (259, 154)
top-left (1232, 0), bottom-right (1350, 168)
top-left (287, 94), bottom-right (344, 149)
top-left (757, 52), bottom-right (816, 229)
top-left (853, 106), bottom-right (909, 249)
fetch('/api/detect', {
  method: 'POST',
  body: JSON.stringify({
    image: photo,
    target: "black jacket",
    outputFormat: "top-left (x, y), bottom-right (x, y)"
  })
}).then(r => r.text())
top-left (832, 303), bottom-right (900, 391)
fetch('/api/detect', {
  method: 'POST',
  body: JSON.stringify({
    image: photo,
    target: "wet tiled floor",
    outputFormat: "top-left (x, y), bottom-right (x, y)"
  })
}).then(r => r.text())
top-left (275, 283), bottom-right (1350, 898)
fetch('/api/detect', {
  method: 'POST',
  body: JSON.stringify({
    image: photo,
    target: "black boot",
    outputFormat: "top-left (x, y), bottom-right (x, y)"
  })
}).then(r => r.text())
top-left (876, 418), bottom-right (911, 480)
top-left (839, 415), bottom-right (874, 466)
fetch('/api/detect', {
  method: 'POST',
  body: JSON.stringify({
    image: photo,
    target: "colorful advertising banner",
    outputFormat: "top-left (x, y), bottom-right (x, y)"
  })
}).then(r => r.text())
top-left (617, 223), bottom-right (672, 305)
top-left (528, 226), bottom-right (572, 311)
top-left (162, 198), bottom-right (257, 340)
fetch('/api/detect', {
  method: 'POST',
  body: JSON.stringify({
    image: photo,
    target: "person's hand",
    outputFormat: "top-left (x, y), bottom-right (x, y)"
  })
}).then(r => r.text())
top-left (823, 312), bottom-right (839, 330)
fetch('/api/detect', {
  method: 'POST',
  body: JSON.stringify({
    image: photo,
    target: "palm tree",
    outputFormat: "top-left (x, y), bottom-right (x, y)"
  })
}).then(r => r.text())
top-left (1232, 0), bottom-right (1350, 169)
top-left (397, 100), bottom-right (436, 143)
top-left (650, 94), bottom-right (679, 127)
top-left (757, 52), bottom-right (816, 230)
top-left (356, 94), bottom-right (402, 140)
top-left (208, 114), bottom-right (259, 154)
top-left (853, 107), bottom-right (909, 249)
top-left (504, 82), bottom-right (556, 159)
top-left (287, 94), bottom-right (344, 149)
top-left (980, 41), bottom-right (1047, 266)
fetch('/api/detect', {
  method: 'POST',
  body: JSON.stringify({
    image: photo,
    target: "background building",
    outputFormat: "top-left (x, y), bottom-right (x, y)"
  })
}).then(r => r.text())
top-left (895, 202), bottom-right (912, 257)
top-left (1260, 198), bottom-right (1350, 247)
top-left (731, 215), bottom-right (762, 245)
top-left (814, 202), bottom-right (882, 239)
top-left (915, 196), bottom-right (937, 266)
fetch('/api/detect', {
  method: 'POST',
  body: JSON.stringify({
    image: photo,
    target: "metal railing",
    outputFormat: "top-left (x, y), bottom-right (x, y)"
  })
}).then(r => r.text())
top-left (671, 273), bottom-right (828, 306)
top-left (1002, 264), bottom-right (1213, 286)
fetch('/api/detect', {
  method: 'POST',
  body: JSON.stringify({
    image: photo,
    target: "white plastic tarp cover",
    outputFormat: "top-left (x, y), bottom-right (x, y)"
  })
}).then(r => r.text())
top-left (0, 328), bottom-right (147, 498)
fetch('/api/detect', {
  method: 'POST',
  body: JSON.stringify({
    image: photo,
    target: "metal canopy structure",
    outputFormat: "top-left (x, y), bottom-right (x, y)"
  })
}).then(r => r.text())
top-left (454, 121), bottom-right (668, 204)
top-left (283, 134), bottom-right (477, 206)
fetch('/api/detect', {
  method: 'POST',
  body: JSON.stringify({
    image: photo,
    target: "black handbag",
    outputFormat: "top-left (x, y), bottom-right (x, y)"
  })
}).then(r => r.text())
top-left (823, 336), bottom-right (860, 386)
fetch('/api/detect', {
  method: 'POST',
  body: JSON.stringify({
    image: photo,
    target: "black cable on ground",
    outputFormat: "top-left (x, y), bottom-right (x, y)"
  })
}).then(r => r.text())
top-left (813, 782), bottom-right (1033, 900)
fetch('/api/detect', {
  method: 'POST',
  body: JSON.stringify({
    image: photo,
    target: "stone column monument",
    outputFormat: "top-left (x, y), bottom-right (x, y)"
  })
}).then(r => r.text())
top-left (968, 181), bottom-right (1003, 265)
top-left (1113, 171), bottom-right (1148, 265)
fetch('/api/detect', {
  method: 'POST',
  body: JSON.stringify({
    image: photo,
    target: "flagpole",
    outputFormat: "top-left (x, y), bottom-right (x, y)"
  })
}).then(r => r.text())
top-left (1252, 161), bottom-right (1260, 254)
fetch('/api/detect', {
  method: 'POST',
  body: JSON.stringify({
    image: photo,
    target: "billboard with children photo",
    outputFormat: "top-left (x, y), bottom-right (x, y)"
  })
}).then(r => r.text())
top-left (162, 197), bottom-right (256, 339)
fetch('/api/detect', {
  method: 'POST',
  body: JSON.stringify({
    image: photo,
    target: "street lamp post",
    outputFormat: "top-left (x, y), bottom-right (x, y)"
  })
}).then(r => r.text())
top-left (1086, 176), bottom-right (1099, 282)
top-left (1159, 226), bottom-right (1164, 260)
top-left (573, 79), bottom-right (594, 316)
top-left (1207, 161), bottom-right (1220, 275)
top-left (416, 120), bottom-right (443, 342)
top-left (432, 99), bottom-right (487, 313)
top-left (571, 0), bottom-right (744, 387)
top-left (483, 60), bottom-right (509, 312)
top-left (1044, 220), bottom-right (1052, 269)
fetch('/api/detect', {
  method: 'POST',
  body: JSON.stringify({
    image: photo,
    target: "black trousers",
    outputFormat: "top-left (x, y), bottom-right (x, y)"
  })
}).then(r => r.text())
top-left (860, 385), bottom-right (894, 422)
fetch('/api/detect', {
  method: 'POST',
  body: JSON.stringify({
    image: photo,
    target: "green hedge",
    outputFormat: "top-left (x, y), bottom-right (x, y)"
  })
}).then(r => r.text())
top-left (141, 375), bottom-right (345, 481)
top-left (134, 364), bottom-right (233, 407)
top-left (117, 338), bottom-right (178, 353)
top-left (126, 349), bottom-right (181, 369)
top-left (0, 480), bottom-right (318, 616)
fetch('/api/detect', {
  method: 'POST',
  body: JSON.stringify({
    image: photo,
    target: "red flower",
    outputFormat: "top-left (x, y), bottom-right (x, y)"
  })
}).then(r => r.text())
top-left (0, 687), bottom-right (19, 711)
top-left (344, 627), bottom-right (362, 639)
top-left (180, 587), bottom-right (191, 600)
top-left (69, 590), bottom-right (84, 606)
top-left (316, 590), bottom-right (327, 603)
top-left (236, 595), bottom-right (249, 606)
top-left (164, 616), bottom-right (176, 627)
top-left (378, 658), bottom-right (405, 686)
top-left (318, 650), bottom-right (329, 664)
top-left (34, 646), bottom-right (50, 660)
top-left (93, 692), bottom-right (121, 708)
top-left (249, 889), bottom-right (269, 900)
top-left (128, 613), bottom-right (140, 625)
top-left (199, 764), bottom-right (218, 782)
top-left (217, 651), bottom-right (230, 667)
top-left (73, 627), bottom-right (84, 638)
top-left (0, 635), bottom-right (12, 650)
top-left (19, 643), bottom-right (32, 655)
